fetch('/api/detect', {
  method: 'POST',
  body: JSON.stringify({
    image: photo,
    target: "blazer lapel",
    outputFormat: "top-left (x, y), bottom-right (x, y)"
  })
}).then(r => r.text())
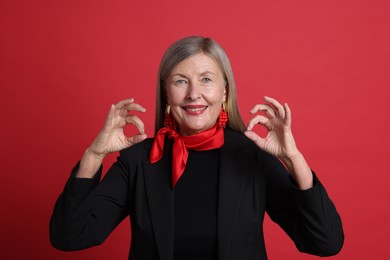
top-left (143, 142), bottom-right (174, 260)
top-left (217, 130), bottom-right (251, 259)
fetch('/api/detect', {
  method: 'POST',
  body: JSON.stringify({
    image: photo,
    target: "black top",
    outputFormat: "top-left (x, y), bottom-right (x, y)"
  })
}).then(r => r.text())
top-left (50, 129), bottom-right (344, 260)
top-left (174, 149), bottom-right (220, 260)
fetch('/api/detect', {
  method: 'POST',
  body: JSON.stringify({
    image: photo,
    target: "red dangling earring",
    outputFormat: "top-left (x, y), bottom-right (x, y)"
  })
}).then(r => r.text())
top-left (164, 105), bottom-right (178, 129)
top-left (218, 103), bottom-right (228, 128)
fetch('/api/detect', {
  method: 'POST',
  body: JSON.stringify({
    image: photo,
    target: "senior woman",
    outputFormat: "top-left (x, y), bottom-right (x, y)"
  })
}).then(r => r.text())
top-left (50, 36), bottom-right (344, 260)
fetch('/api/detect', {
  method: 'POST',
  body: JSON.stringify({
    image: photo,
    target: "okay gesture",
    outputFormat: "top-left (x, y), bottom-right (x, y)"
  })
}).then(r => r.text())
top-left (245, 96), bottom-right (313, 190)
top-left (245, 96), bottom-right (300, 161)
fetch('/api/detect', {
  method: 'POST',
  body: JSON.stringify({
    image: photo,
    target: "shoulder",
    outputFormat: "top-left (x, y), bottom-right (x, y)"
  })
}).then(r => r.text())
top-left (224, 128), bottom-right (253, 147)
top-left (224, 128), bottom-right (261, 154)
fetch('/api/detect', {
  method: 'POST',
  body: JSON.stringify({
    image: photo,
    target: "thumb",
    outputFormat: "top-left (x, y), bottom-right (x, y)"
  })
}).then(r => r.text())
top-left (126, 133), bottom-right (147, 147)
top-left (244, 131), bottom-right (266, 149)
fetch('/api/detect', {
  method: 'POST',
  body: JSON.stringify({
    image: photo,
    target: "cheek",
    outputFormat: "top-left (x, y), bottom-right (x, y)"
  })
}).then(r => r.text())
top-left (209, 87), bottom-right (226, 104)
top-left (166, 87), bottom-right (182, 105)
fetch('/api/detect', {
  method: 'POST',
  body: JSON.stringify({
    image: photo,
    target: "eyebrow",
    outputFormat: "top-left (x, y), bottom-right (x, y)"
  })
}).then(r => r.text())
top-left (170, 71), bottom-right (216, 78)
top-left (170, 73), bottom-right (188, 78)
top-left (200, 71), bottom-right (215, 76)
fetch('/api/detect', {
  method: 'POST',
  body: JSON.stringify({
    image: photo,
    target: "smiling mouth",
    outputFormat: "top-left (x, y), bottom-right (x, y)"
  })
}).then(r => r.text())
top-left (183, 106), bottom-right (207, 111)
top-left (182, 105), bottom-right (208, 114)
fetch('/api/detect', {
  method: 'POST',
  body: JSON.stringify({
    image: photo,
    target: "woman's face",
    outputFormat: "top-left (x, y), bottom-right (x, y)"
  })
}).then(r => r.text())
top-left (165, 53), bottom-right (226, 136)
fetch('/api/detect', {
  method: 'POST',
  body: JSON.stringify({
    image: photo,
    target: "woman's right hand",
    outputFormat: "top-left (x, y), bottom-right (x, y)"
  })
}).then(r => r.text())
top-left (88, 98), bottom-right (147, 156)
top-left (77, 98), bottom-right (147, 178)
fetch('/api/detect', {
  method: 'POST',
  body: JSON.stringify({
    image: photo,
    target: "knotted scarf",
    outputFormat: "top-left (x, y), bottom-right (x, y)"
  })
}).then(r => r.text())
top-left (149, 123), bottom-right (224, 188)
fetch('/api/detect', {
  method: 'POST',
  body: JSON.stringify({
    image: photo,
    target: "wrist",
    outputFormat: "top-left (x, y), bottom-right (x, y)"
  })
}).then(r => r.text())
top-left (76, 148), bottom-right (105, 178)
top-left (280, 151), bottom-right (313, 190)
top-left (279, 150), bottom-right (302, 166)
top-left (85, 147), bottom-right (106, 161)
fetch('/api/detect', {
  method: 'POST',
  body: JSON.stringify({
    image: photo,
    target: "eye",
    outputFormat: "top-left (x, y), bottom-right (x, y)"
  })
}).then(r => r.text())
top-left (202, 77), bottom-right (212, 83)
top-left (176, 79), bottom-right (187, 85)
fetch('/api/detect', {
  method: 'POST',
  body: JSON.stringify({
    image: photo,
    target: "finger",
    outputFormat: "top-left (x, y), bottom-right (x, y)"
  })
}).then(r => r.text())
top-left (247, 115), bottom-right (271, 131)
top-left (264, 96), bottom-right (285, 119)
top-left (103, 104), bottom-right (119, 129)
top-left (115, 102), bottom-right (146, 119)
top-left (106, 104), bottom-right (117, 120)
top-left (114, 98), bottom-right (135, 109)
top-left (284, 103), bottom-right (292, 126)
top-left (126, 133), bottom-right (147, 146)
top-left (113, 99), bottom-right (138, 118)
top-left (125, 115), bottom-right (145, 135)
top-left (250, 104), bottom-right (276, 118)
top-left (123, 102), bottom-right (147, 113)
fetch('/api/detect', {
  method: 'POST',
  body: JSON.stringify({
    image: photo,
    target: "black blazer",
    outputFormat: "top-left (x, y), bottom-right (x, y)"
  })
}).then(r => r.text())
top-left (50, 129), bottom-right (343, 260)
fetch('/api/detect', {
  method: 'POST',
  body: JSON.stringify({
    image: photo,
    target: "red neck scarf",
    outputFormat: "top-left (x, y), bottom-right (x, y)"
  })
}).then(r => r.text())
top-left (149, 123), bottom-right (224, 189)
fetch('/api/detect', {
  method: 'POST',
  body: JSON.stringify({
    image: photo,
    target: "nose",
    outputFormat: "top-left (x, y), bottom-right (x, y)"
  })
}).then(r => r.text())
top-left (185, 82), bottom-right (201, 100)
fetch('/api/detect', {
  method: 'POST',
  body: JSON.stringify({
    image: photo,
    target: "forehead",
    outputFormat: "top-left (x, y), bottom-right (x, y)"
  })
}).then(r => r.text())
top-left (170, 53), bottom-right (222, 75)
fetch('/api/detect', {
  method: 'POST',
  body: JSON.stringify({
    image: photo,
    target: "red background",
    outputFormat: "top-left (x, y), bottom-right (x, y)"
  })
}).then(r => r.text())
top-left (1, 0), bottom-right (389, 259)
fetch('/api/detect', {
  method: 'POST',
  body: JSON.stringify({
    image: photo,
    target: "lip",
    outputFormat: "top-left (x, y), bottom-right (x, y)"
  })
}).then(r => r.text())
top-left (182, 105), bottom-right (208, 115)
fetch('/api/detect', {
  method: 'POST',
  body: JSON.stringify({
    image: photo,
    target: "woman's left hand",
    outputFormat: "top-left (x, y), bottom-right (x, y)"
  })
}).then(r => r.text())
top-left (245, 96), bottom-right (313, 189)
top-left (244, 96), bottom-right (299, 160)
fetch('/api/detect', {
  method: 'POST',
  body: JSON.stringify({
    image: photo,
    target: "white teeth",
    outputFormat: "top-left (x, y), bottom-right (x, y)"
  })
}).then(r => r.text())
top-left (186, 107), bottom-right (205, 111)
